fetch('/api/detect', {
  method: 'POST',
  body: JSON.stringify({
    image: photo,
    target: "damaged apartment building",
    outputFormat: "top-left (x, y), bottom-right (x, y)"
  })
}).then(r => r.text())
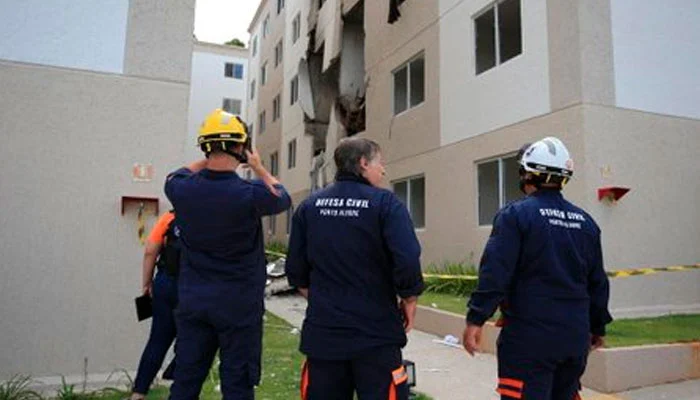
top-left (246, 0), bottom-right (369, 240)
top-left (247, 0), bottom-right (700, 318)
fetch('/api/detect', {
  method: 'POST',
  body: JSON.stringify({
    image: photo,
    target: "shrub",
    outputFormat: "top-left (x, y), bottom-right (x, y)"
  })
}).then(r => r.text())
top-left (0, 376), bottom-right (43, 400)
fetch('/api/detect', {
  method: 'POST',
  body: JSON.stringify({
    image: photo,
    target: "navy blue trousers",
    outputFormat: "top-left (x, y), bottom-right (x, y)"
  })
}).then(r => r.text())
top-left (497, 343), bottom-right (586, 400)
top-left (302, 346), bottom-right (409, 400)
top-left (133, 272), bottom-right (178, 394)
top-left (168, 307), bottom-right (262, 400)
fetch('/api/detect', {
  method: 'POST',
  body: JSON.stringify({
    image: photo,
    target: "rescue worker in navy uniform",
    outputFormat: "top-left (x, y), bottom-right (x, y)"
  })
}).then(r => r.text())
top-left (286, 137), bottom-right (424, 400)
top-left (463, 137), bottom-right (613, 400)
top-left (131, 210), bottom-right (180, 400)
top-left (165, 109), bottom-right (291, 400)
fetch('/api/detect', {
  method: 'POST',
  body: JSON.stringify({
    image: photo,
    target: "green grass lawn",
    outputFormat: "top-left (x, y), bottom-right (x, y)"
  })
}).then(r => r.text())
top-left (419, 292), bottom-right (468, 315)
top-left (138, 312), bottom-right (304, 400)
top-left (418, 292), bottom-right (700, 348)
top-left (134, 313), bottom-right (431, 399)
top-left (605, 314), bottom-right (700, 348)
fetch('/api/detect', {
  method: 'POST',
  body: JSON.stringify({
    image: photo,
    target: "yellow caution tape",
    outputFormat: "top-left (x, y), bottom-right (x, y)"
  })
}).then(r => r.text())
top-left (422, 274), bottom-right (478, 281)
top-left (422, 264), bottom-right (700, 281)
top-left (137, 203), bottom-right (146, 246)
top-left (606, 264), bottom-right (700, 278)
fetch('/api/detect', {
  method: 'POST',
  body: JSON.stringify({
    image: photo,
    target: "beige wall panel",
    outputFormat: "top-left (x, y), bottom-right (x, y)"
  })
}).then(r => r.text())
top-left (364, 24), bottom-right (440, 163)
top-left (0, 61), bottom-right (189, 378)
top-left (581, 105), bottom-right (700, 268)
top-left (385, 107), bottom-right (587, 266)
top-left (364, 0), bottom-right (439, 72)
top-left (124, 0), bottom-right (195, 82)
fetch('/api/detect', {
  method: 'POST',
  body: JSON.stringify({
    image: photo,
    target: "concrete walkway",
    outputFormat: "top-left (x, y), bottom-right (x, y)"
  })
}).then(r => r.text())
top-left (265, 295), bottom-right (700, 400)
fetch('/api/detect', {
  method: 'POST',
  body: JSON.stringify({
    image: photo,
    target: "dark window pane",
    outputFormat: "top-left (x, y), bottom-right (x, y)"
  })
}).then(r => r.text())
top-left (394, 181), bottom-right (408, 206)
top-left (410, 177), bottom-right (425, 228)
top-left (478, 160), bottom-right (499, 225)
top-left (475, 8), bottom-right (496, 74)
top-left (225, 63), bottom-right (233, 77)
top-left (410, 57), bottom-right (425, 107)
top-left (393, 66), bottom-right (408, 114)
top-left (503, 156), bottom-right (522, 204)
top-left (499, 0), bottom-right (522, 63)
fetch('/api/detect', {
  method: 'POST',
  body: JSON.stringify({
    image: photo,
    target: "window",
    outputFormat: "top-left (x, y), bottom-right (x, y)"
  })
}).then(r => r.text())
top-left (261, 62), bottom-right (268, 85)
top-left (319, 0), bottom-right (325, 9)
top-left (250, 79), bottom-right (256, 100)
top-left (222, 98), bottom-right (242, 115)
top-left (393, 54), bottom-right (425, 115)
top-left (475, 0), bottom-right (522, 74)
top-left (252, 36), bottom-right (258, 57)
top-left (275, 40), bottom-right (284, 68)
top-left (292, 13), bottom-right (301, 43)
top-left (269, 215), bottom-right (277, 235)
top-left (259, 110), bottom-right (266, 134)
top-left (277, 0), bottom-right (285, 14)
top-left (477, 154), bottom-right (521, 225)
top-left (248, 123), bottom-right (254, 137)
top-left (287, 139), bottom-right (297, 169)
top-left (270, 152), bottom-right (279, 176)
top-left (273, 94), bottom-right (281, 121)
top-left (286, 206), bottom-right (294, 234)
top-left (290, 75), bottom-right (299, 105)
top-left (224, 62), bottom-right (244, 79)
top-left (392, 176), bottom-right (425, 229)
top-left (263, 14), bottom-right (271, 38)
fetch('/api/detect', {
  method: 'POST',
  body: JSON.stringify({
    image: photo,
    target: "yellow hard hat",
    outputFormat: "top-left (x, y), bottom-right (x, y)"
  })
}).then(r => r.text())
top-left (198, 109), bottom-right (249, 153)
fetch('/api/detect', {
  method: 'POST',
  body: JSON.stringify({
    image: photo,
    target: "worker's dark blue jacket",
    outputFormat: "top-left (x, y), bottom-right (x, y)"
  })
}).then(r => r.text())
top-left (286, 173), bottom-right (424, 360)
top-left (165, 168), bottom-right (291, 326)
top-left (467, 189), bottom-right (612, 357)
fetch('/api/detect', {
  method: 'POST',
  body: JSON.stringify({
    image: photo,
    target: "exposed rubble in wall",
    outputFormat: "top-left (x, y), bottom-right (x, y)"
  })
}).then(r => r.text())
top-left (301, 0), bottom-right (366, 192)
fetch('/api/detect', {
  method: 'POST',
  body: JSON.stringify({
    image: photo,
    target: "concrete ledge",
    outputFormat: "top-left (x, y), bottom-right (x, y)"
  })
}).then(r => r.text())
top-left (414, 305), bottom-right (700, 393)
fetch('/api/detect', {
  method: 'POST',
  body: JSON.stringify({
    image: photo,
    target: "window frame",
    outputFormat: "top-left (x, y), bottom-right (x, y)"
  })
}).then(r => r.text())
top-left (392, 52), bottom-right (425, 116)
top-left (275, 40), bottom-right (284, 68)
top-left (287, 138), bottom-right (297, 169)
top-left (290, 75), bottom-right (299, 105)
top-left (272, 94), bottom-right (281, 121)
top-left (263, 14), bottom-right (271, 38)
top-left (292, 13), bottom-right (301, 43)
top-left (270, 151), bottom-right (279, 176)
top-left (391, 174), bottom-right (426, 230)
top-left (259, 110), bottom-right (267, 134)
top-left (277, 0), bottom-right (285, 14)
top-left (473, 0), bottom-right (522, 75)
top-left (221, 98), bottom-right (241, 115)
top-left (261, 62), bottom-right (268, 86)
top-left (476, 152), bottom-right (520, 226)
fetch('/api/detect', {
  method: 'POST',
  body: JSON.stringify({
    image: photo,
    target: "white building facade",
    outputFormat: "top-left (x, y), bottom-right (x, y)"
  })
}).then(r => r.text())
top-left (186, 42), bottom-right (249, 161)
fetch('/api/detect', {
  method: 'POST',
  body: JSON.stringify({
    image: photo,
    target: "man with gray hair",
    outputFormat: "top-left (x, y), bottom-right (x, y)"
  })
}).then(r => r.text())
top-left (286, 137), bottom-right (424, 400)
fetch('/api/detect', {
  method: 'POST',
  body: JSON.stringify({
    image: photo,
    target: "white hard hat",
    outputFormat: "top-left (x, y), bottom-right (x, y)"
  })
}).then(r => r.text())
top-left (519, 137), bottom-right (574, 179)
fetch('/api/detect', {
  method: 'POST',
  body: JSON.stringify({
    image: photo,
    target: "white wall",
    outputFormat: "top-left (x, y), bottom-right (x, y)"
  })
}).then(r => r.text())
top-left (611, 0), bottom-right (700, 120)
top-left (0, 0), bottom-right (128, 74)
top-left (187, 48), bottom-right (248, 161)
top-left (439, 0), bottom-right (551, 146)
